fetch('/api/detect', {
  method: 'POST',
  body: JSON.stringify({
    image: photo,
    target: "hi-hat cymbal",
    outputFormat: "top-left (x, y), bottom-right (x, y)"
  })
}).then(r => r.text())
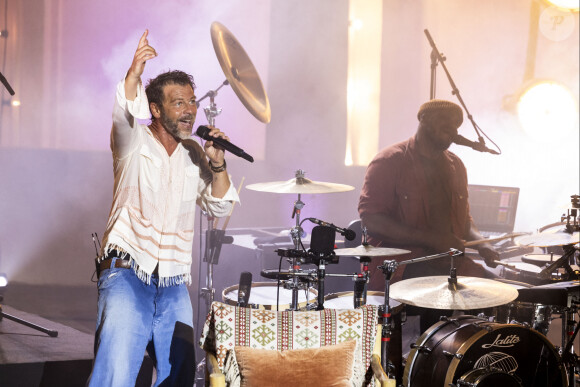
top-left (515, 225), bottom-right (579, 248)
top-left (246, 177), bottom-right (354, 194)
top-left (210, 22), bottom-right (271, 123)
top-left (333, 245), bottom-right (410, 257)
top-left (390, 276), bottom-right (519, 310)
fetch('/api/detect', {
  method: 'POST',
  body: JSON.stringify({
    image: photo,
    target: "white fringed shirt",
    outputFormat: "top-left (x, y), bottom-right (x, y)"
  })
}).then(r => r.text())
top-left (99, 79), bottom-right (240, 286)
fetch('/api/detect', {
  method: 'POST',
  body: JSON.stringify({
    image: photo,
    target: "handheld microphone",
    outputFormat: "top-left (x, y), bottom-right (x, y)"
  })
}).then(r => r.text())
top-left (195, 125), bottom-right (254, 163)
top-left (309, 218), bottom-right (356, 241)
top-left (453, 135), bottom-right (499, 155)
top-left (237, 271), bottom-right (253, 307)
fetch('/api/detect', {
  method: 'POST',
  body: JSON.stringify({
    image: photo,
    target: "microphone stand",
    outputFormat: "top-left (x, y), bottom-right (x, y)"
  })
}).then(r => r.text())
top-left (424, 29), bottom-right (500, 155)
top-left (200, 217), bottom-right (217, 309)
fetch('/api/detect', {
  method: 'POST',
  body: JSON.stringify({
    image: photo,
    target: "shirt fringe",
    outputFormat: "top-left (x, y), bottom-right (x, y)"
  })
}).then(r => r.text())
top-left (102, 244), bottom-right (191, 287)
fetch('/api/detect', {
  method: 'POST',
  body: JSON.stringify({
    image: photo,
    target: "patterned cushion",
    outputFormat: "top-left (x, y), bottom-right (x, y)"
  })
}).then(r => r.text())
top-left (199, 301), bottom-right (378, 386)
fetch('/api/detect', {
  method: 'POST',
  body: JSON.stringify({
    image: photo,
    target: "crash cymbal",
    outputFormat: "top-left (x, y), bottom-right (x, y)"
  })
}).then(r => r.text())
top-left (515, 226), bottom-right (579, 248)
top-left (333, 244), bottom-right (410, 257)
top-left (210, 22), bottom-right (271, 123)
top-left (246, 177), bottom-right (354, 194)
top-left (390, 276), bottom-right (519, 310)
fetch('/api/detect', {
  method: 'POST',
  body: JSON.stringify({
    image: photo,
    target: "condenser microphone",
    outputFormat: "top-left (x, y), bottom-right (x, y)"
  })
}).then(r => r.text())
top-left (237, 271), bottom-right (253, 307)
top-left (453, 135), bottom-right (499, 155)
top-left (309, 218), bottom-right (356, 241)
top-left (195, 125), bottom-right (254, 162)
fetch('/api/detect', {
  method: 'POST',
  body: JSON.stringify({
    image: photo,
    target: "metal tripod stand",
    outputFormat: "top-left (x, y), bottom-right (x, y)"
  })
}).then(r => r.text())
top-left (0, 295), bottom-right (58, 337)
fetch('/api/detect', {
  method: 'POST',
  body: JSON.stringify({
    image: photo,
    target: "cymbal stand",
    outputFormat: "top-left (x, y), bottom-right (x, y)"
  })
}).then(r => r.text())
top-left (197, 80), bottom-right (229, 127)
top-left (353, 227), bottom-right (371, 308)
top-left (200, 217), bottom-right (217, 308)
top-left (561, 305), bottom-right (579, 387)
top-left (377, 259), bottom-right (399, 378)
top-left (354, 258), bottom-right (370, 309)
top-left (288, 186), bottom-right (306, 311)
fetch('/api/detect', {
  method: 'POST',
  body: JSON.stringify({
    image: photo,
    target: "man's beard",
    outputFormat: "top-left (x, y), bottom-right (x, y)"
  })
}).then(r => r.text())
top-left (160, 111), bottom-right (194, 141)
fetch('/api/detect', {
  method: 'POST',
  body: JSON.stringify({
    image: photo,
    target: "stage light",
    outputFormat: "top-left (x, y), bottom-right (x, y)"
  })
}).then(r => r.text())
top-left (11, 100), bottom-right (20, 107)
top-left (544, 0), bottom-right (579, 11)
top-left (0, 274), bottom-right (7, 288)
top-left (346, 0), bottom-right (382, 166)
top-left (517, 80), bottom-right (578, 142)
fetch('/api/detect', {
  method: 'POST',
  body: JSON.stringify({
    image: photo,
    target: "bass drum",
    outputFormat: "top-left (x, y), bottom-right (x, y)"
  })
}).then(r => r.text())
top-left (403, 315), bottom-right (566, 387)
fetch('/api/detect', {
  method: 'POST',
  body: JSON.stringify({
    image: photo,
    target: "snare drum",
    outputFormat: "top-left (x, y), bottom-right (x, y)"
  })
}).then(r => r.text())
top-left (323, 291), bottom-right (403, 315)
top-left (403, 315), bottom-right (566, 387)
top-left (222, 282), bottom-right (317, 310)
top-left (500, 261), bottom-right (548, 285)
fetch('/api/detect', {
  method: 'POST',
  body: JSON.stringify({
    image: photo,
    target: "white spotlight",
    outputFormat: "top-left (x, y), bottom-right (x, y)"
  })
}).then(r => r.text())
top-left (517, 81), bottom-right (578, 142)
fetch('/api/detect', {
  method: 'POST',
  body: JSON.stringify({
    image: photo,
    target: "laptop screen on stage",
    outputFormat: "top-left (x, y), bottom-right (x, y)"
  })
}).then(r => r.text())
top-left (468, 184), bottom-right (520, 234)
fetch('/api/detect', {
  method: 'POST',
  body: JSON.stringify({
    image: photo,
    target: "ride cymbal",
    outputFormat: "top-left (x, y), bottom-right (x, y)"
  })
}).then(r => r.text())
top-left (246, 178), bottom-right (354, 194)
top-left (210, 22), bottom-right (271, 123)
top-left (515, 225), bottom-right (579, 248)
top-left (333, 245), bottom-right (410, 257)
top-left (390, 276), bottom-right (519, 310)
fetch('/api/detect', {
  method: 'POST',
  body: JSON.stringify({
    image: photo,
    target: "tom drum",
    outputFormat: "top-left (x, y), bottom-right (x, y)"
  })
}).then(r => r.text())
top-left (222, 282), bottom-right (317, 310)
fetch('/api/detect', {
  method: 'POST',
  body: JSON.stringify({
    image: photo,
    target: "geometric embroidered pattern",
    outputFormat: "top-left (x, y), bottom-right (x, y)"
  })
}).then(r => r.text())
top-left (252, 309), bottom-right (276, 324)
top-left (215, 320), bottom-right (233, 342)
top-left (339, 309), bottom-right (361, 326)
top-left (296, 328), bottom-right (319, 348)
top-left (199, 301), bottom-right (378, 386)
top-left (252, 325), bottom-right (276, 346)
top-left (294, 311), bottom-right (319, 328)
top-left (339, 327), bottom-right (361, 342)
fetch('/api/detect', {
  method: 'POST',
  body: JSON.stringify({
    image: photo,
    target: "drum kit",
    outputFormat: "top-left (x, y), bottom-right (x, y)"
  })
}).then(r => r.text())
top-left (221, 181), bottom-right (580, 386)
top-left (195, 20), bottom-right (579, 387)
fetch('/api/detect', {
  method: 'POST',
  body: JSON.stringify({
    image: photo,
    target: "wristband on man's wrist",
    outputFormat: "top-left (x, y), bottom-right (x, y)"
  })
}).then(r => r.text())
top-left (209, 159), bottom-right (227, 173)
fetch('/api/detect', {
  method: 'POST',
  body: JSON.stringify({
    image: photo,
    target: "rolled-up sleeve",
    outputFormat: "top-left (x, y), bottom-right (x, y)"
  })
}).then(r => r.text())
top-left (112, 80), bottom-right (151, 159)
top-left (199, 177), bottom-right (240, 217)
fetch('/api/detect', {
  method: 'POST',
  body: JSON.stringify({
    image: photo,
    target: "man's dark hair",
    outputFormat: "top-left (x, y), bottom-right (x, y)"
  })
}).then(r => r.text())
top-left (145, 70), bottom-right (196, 118)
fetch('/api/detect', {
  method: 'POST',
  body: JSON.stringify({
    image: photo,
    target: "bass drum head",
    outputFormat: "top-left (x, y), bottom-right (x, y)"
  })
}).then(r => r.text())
top-left (403, 316), bottom-right (566, 387)
top-left (458, 367), bottom-right (522, 386)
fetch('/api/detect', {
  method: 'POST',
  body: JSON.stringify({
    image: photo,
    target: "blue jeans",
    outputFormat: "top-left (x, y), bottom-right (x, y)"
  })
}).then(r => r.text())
top-left (87, 264), bottom-right (195, 386)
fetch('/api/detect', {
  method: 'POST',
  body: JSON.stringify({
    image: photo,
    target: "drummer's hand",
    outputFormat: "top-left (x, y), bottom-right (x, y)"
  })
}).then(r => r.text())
top-left (479, 243), bottom-right (499, 268)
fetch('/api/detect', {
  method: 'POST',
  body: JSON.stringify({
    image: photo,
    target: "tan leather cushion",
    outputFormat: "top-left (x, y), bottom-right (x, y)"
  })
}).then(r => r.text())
top-left (234, 340), bottom-right (357, 387)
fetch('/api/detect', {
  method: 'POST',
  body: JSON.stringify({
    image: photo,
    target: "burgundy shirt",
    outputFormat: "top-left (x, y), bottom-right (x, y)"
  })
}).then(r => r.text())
top-left (358, 135), bottom-right (479, 288)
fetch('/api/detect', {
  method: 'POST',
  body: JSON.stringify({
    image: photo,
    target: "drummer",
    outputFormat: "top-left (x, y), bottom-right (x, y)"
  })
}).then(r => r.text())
top-left (358, 99), bottom-right (498, 330)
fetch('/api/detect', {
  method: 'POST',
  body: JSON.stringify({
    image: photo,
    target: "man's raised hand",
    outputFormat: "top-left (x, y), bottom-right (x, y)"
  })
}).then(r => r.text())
top-left (125, 30), bottom-right (157, 99)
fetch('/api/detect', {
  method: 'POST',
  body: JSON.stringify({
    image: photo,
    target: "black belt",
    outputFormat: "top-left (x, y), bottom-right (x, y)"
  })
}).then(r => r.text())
top-left (99, 257), bottom-right (131, 272)
top-left (98, 250), bottom-right (132, 275)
